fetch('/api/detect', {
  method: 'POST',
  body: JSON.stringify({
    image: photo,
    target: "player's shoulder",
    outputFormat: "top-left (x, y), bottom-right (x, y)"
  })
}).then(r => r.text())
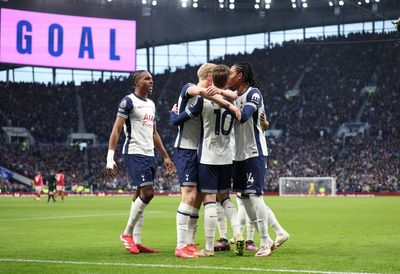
top-left (120, 94), bottom-right (134, 104)
top-left (180, 83), bottom-right (196, 98)
top-left (246, 87), bottom-right (262, 105)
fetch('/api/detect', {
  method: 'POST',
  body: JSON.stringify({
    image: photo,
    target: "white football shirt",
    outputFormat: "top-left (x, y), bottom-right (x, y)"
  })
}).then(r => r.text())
top-left (173, 83), bottom-right (201, 150)
top-left (193, 97), bottom-right (234, 165)
top-left (234, 87), bottom-right (268, 161)
top-left (117, 93), bottom-right (155, 156)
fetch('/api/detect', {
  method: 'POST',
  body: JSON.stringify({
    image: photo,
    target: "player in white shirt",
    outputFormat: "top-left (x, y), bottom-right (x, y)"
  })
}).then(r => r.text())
top-left (170, 63), bottom-right (240, 258)
top-left (170, 63), bottom-right (215, 259)
top-left (171, 65), bottom-right (243, 257)
top-left (106, 70), bottom-right (175, 255)
top-left (229, 62), bottom-right (290, 257)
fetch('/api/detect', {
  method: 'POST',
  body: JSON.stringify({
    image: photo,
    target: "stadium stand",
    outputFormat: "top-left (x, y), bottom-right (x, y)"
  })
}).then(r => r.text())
top-left (0, 31), bottom-right (399, 193)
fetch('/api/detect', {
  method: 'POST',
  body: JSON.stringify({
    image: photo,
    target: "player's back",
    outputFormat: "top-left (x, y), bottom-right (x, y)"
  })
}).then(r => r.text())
top-left (174, 83), bottom-right (201, 150)
top-left (198, 98), bottom-right (234, 165)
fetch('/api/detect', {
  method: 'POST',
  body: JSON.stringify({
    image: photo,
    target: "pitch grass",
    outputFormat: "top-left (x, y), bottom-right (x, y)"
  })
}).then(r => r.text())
top-left (0, 196), bottom-right (399, 274)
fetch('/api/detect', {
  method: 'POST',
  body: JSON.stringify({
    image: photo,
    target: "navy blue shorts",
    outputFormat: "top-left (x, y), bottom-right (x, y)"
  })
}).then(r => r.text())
top-left (232, 156), bottom-right (266, 195)
top-left (198, 164), bottom-right (232, 194)
top-left (124, 154), bottom-right (155, 190)
top-left (174, 148), bottom-right (198, 187)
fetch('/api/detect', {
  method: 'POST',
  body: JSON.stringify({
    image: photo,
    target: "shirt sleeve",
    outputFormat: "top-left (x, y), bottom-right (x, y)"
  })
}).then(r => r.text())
top-left (169, 97), bottom-right (203, 126)
top-left (245, 88), bottom-right (262, 110)
top-left (181, 83), bottom-right (195, 99)
top-left (240, 104), bottom-right (257, 123)
top-left (185, 96), bottom-right (203, 118)
top-left (117, 96), bottom-right (134, 119)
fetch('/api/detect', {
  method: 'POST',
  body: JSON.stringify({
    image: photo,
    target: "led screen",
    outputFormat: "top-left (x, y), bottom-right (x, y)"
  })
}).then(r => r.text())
top-left (0, 8), bottom-right (136, 71)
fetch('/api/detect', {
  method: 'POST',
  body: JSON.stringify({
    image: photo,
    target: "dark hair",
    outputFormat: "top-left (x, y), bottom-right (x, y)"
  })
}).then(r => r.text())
top-left (233, 61), bottom-right (262, 88)
top-left (130, 70), bottom-right (147, 87)
top-left (212, 64), bottom-right (230, 89)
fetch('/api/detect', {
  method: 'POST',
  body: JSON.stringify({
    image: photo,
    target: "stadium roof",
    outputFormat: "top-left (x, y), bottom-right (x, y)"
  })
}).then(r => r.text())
top-left (2, 0), bottom-right (399, 49)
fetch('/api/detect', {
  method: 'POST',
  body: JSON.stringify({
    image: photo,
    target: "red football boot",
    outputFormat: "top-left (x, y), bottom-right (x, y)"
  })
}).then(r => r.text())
top-left (137, 244), bottom-right (159, 253)
top-left (120, 234), bottom-right (139, 254)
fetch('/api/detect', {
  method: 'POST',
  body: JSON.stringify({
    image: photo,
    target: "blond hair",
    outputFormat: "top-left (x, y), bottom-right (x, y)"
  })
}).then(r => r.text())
top-left (197, 63), bottom-right (216, 81)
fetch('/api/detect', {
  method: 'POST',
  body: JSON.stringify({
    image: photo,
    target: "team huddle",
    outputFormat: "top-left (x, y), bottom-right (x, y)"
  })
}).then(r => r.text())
top-left (106, 62), bottom-right (289, 258)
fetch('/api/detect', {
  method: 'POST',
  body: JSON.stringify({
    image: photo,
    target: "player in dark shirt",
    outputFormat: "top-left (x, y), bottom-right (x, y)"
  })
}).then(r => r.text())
top-left (46, 171), bottom-right (57, 203)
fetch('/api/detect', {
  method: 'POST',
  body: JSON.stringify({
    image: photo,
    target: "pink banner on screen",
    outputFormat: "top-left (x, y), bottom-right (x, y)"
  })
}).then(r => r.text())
top-left (0, 8), bottom-right (136, 71)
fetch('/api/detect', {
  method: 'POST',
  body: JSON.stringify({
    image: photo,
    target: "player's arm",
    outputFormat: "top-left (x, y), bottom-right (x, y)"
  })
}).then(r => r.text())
top-left (169, 99), bottom-right (202, 126)
top-left (106, 116), bottom-right (124, 178)
top-left (205, 86), bottom-right (238, 101)
top-left (186, 85), bottom-right (207, 96)
top-left (239, 89), bottom-right (262, 123)
top-left (153, 125), bottom-right (175, 175)
top-left (198, 92), bottom-right (241, 121)
top-left (260, 111), bottom-right (270, 131)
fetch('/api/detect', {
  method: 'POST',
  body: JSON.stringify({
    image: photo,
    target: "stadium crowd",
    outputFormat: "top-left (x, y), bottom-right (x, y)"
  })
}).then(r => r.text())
top-left (0, 31), bottom-right (399, 193)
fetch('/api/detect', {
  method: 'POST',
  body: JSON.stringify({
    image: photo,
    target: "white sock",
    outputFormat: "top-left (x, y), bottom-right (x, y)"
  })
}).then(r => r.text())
top-left (216, 202), bottom-right (228, 239)
top-left (187, 207), bottom-right (199, 245)
top-left (236, 196), bottom-right (247, 234)
top-left (221, 198), bottom-right (241, 236)
top-left (133, 211), bottom-right (144, 244)
top-left (123, 197), bottom-right (147, 236)
top-left (249, 195), bottom-right (270, 247)
top-left (246, 215), bottom-right (255, 242)
top-left (176, 202), bottom-right (192, 248)
top-left (204, 202), bottom-right (217, 251)
top-left (267, 206), bottom-right (286, 235)
top-left (239, 195), bottom-right (257, 222)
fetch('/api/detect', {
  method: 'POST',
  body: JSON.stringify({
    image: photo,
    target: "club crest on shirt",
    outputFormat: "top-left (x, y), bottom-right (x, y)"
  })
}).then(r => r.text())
top-left (120, 99), bottom-right (127, 108)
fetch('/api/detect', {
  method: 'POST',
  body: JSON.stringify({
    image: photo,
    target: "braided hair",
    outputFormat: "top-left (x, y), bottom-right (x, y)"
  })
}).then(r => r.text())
top-left (130, 70), bottom-right (147, 87)
top-left (233, 61), bottom-right (262, 89)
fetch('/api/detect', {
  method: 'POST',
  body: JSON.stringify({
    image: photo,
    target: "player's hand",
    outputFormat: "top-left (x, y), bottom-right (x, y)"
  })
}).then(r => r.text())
top-left (106, 150), bottom-right (117, 178)
top-left (106, 160), bottom-right (117, 178)
top-left (164, 158), bottom-right (176, 175)
top-left (260, 112), bottom-right (269, 131)
top-left (206, 86), bottom-right (220, 96)
top-left (171, 103), bottom-right (178, 114)
top-left (228, 104), bottom-right (241, 121)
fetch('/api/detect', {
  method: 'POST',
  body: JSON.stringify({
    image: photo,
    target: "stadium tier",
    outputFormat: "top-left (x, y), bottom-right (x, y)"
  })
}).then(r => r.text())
top-left (0, 31), bottom-right (399, 194)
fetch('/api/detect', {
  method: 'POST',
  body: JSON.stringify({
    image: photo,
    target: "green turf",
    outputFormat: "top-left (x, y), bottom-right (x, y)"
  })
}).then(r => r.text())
top-left (0, 196), bottom-right (399, 273)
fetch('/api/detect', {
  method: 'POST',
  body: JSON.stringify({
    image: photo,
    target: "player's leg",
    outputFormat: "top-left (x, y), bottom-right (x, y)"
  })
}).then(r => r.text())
top-left (218, 193), bottom-right (244, 255)
top-left (175, 186), bottom-right (198, 258)
top-left (232, 161), bottom-right (259, 233)
top-left (187, 192), bottom-right (202, 249)
top-left (200, 194), bottom-right (217, 256)
top-left (121, 155), bottom-right (156, 254)
top-left (195, 164), bottom-right (218, 257)
top-left (244, 157), bottom-right (273, 257)
top-left (174, 149), bottom-right (199, 258)
top-left (236, 194), bottom-right (257, 250)
top-left (218, 164), bottom-right (244, 255)
top-left (266, 206), bottom-right (290, 249)
top-left (245, 213), bottom-right (257, 250)
top-left (214, 202), bottom-right (229, 252)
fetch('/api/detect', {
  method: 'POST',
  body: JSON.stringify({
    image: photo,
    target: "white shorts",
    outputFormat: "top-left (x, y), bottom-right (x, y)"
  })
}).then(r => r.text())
top-left (35, 186), bottom-right (43, 193)
top-left (56, 185), bottom-right (65, 191)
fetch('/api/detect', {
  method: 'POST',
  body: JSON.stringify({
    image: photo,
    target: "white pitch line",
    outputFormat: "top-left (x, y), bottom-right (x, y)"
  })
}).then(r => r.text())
top-left (0, 258), bottom-right (380, 274)
top-left (0, 211), bottom-right (165, 222)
